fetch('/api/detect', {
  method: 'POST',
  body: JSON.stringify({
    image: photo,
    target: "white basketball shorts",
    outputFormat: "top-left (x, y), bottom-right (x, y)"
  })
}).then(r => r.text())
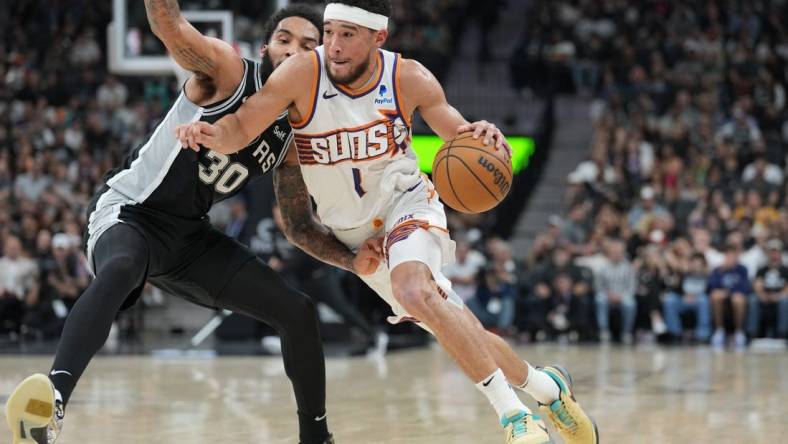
top-left (331, 177), bottom-right (463, 330)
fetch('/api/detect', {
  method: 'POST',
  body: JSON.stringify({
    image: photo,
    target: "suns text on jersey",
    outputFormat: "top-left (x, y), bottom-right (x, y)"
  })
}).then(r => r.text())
top-left (295, 119), bottom-right (400, 166)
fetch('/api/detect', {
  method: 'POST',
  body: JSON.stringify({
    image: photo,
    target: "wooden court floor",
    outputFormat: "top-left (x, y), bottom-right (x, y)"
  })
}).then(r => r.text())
top-left (1, 344), bottom-right (786, 443)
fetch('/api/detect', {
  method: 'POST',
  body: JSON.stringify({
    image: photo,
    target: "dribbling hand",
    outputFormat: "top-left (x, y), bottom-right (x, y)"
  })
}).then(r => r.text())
top-left (456, 120), bottom-right (512, 157)
top-left (352, 236), bottom-right (384, 275)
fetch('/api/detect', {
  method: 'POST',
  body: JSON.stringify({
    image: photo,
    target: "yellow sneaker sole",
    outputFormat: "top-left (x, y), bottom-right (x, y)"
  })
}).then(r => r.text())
top-left (5, 374), bottom-right (55, 444)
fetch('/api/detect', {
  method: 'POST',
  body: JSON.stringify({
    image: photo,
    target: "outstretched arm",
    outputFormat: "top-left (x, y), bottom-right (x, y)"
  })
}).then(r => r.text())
top-left (144, 0), bottom-right (242, 89)
top-left (400, 58), bottom-right (510, 152)
top-left (273, 146), bottom-right (382, 275)
top-left (176, 51), bottom-right (313, 153)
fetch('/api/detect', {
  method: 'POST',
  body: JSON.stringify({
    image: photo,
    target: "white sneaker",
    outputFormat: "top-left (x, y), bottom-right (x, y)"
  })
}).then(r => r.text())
top-left (711, 329), bottom-right (725, 350)
top-left (733, 331), bottom-right (747, 350)
top-left (652, 317), bottom-right (667, 335)
top-left (261, 336), bottom-right (283, 355)
top-left (367, 331), bottom-right (389, 357)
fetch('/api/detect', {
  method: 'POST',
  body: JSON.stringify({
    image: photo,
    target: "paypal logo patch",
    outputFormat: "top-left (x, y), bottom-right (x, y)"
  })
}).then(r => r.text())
top-left (374, 84), bottom-right (394, 104)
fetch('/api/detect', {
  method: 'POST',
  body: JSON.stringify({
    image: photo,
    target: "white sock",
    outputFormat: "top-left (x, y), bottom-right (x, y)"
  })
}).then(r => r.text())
top-left (475, 368), bottom-right (528, 419)
top-left (516, 362), bottom-right (560, 405)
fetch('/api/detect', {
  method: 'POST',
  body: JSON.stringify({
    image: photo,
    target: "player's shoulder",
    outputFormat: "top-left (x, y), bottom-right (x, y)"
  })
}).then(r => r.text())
top-left (397, 58), bottom-right (436, 84)
top-left (396, 57), bottom-right (442, 102)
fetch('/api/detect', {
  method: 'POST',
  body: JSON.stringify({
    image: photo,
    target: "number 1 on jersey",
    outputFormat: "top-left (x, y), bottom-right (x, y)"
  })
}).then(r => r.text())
top-left (352, 168), bottom-right (366, 197)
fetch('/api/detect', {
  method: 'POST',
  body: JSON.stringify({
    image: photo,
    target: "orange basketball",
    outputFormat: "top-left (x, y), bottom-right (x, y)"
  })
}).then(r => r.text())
top-left (432, 132), bottom-right (513, 214)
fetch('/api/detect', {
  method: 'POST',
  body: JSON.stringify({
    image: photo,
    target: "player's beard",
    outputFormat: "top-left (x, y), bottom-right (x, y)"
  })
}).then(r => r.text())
top-left (261, 51), bottom-right (275, 73)
top-left (326, 56), bottom-right (370, 85)
top-left (259, 51), bottom-right (279, 82)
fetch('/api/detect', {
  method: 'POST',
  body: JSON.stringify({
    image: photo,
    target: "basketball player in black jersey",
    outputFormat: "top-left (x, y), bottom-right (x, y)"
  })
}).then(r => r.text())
top-left (4, 3), bottom-right (346, 444)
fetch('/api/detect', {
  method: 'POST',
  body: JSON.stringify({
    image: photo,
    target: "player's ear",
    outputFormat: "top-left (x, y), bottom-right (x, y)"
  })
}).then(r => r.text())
top-left (372, 29), bottom-right (388, 48)
top-left (260, 44), bottom-right (269, 58)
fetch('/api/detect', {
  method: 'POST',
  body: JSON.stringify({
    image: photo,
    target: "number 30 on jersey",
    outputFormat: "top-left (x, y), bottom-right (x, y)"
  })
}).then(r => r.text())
top-left (198, 151), bottom-right (249, 194)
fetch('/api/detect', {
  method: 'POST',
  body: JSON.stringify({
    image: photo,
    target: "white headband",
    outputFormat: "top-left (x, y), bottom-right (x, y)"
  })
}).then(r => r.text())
top-left (324, 3), bottom-right (389, 31)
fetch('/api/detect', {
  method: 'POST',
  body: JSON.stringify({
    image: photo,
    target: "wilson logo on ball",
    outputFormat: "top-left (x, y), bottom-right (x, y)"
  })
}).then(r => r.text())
top-left (478, 156), bottom-right (511, 195)
top-left (431, 132), bottom-right (512, 214)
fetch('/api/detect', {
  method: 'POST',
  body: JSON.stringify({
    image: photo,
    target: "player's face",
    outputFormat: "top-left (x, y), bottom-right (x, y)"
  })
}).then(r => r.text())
top-left (262, 17), bottom-right (321, 69)
top-left (323, 20), bottom-right (386, 84)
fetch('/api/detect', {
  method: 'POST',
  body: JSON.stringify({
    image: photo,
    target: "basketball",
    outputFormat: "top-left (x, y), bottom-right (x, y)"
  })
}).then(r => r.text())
top-left (432, 132), bottom-right (513, 214)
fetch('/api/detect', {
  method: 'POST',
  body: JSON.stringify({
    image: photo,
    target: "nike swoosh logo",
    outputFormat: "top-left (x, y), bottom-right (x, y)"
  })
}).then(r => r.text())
top-left (482, 375), bottom-right (495, 387)
top-left (315, 413), bottom-right (327, 421)
top-left (323, 91), bottom-right (338, 99)
top-left (50, 370), bottom-right (72, 377)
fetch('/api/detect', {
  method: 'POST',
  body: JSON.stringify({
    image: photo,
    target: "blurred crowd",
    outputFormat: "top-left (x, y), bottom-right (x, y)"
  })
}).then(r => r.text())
top-left (505, 0), bottom-right (788, 349)
top-left (0, 0), bottom-right (472, 343)
top-left (2, 0), bottom-right (788, 352)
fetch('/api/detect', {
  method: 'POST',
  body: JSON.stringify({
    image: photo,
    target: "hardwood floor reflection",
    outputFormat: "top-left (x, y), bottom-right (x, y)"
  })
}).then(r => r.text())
top-left (2, 344), bottom-right (786, 443)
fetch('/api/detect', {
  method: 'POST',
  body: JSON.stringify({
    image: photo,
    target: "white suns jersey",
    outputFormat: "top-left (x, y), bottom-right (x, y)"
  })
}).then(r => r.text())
top-left (292, 46), bottom-right (421, 231)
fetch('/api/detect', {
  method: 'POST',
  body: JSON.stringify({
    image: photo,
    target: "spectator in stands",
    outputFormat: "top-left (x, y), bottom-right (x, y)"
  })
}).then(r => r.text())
top-left (45, 233), bottom-right (88, 312)
top-left (551, 271), bottom-right (594, 340)
top-left (633, 246), bottom-right (668, 338)
top-left (715, 104), bottom-right (764, 152)
top-left (0, 236), bottom-right (40, 336)
top-left (25, 233), bottom-right (88, 338)
top-left (443, 235), bottom-right (486, 303)
top-left (96, 75), bottom-right (129, 110)
top-left (469, 239), bottom-right (518, 332)
top-left (692, 228), bottom-right (725, 270)
top-left (470, 262), bottom-right (517, 333)
top-left (70, 28), bottom-right (102, 67)
top-left (558, 203), bottom-right (591, 250)
top-left (224, 197), bottom-right (252, 241)
top-left (738, 225), bottom-right (770, 279)
top-left (14, 156), bottom-right (51, 202)
top-left (519, 244), bottom-right (594, 341)
top-left (708, 244), bottom-right (752, 350)
top-left (663, 253), bottom-right (712, 343)
top-left (751, 239), bottom-right (788, 339)
top-left (742, 155), bottom-right (784, 193)
top-left (627, 186), bottom-right (669, 232)
top-left (595, 239), bottom-right (637, 344)
top-left (0, 153), bottom-right (12, 199)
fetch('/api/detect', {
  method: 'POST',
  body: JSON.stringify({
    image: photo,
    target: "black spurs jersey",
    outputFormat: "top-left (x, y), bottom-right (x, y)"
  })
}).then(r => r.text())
top-left (102, 58), bottom-right (291, 219)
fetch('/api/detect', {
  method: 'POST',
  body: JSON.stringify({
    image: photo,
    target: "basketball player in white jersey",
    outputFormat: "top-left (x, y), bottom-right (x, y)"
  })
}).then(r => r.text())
top-left (176, 1), bottom-right (598, 443)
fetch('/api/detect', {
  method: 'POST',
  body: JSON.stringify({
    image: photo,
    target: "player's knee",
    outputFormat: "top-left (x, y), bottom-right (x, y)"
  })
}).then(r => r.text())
top-left (392, 280), bottom-right (435, 319)
top-left (275, 289), bottom-right (318, 326)
top-left (99, 254), bottom-right (146, 288)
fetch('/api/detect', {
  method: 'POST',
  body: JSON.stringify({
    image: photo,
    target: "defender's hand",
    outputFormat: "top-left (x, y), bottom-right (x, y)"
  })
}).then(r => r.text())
top-left (175, 121), bottom-right (220, 152)
top-left (352, 236), bottom-right (384, 275)
top-left (456, 120), bottom-right (511, 156)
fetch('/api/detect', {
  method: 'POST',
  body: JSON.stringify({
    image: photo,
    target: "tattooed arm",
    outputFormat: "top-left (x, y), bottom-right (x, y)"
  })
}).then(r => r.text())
top-left (274, 146), bottom-right (382, 275)
top-left (144, 0), bottom-right (243, 93)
